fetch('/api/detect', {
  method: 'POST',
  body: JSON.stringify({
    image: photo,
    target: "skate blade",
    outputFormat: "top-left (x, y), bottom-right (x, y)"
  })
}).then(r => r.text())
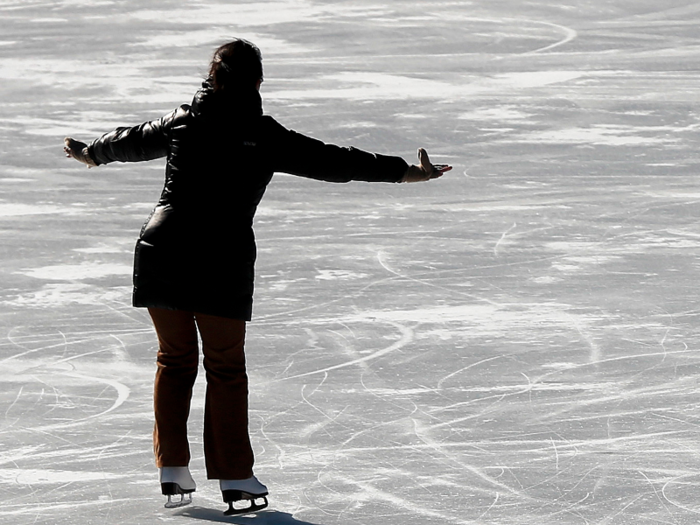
top-left (164, 493), bottom-right (193, 509)
top-left (223, 496), bottom-right (268, 515)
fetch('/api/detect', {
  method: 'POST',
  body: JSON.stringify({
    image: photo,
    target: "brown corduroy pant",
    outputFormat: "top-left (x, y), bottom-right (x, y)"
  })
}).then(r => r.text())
top-left (148, 307), bottom-right (255, 480)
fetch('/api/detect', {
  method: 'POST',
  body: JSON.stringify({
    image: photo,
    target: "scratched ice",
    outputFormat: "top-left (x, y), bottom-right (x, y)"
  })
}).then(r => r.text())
top-left (1, 0), bottom-right (700, 524)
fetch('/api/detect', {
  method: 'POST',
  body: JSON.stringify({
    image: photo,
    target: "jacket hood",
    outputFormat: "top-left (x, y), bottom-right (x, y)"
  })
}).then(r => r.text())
top-left (191, 78), bottom-right (263, 121)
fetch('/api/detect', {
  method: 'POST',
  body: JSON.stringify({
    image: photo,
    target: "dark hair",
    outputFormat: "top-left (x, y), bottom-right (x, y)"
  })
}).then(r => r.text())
top-left (209, 39), bottom-right (263, 92)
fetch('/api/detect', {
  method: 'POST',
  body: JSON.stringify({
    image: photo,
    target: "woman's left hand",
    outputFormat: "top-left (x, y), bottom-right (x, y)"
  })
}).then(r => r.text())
top-left (402, 148), bottom-right (452, 183)
top-left (64, 137), bottom-right (97, 168)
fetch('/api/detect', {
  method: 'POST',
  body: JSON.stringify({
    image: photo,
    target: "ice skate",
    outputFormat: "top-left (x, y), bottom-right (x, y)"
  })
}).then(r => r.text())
top-left (220, 476), bottom-right (269, 515)
top-left (160, 467), bottom-right (196, 508)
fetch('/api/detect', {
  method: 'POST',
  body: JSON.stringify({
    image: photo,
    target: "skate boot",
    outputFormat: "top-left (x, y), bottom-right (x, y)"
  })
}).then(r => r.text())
top-left (160, 466), bottom-right (196, 508)
top-left (220, 476), bottom-right (269, 515)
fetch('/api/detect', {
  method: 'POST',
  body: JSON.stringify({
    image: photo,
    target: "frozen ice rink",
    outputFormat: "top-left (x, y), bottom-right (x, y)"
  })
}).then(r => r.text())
top-left (2, 0), bottom-right (700, 523)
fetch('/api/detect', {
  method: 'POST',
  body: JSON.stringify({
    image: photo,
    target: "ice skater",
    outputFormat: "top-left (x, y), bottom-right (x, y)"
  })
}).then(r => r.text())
top-left (63, 38), bottom-right (451, 515)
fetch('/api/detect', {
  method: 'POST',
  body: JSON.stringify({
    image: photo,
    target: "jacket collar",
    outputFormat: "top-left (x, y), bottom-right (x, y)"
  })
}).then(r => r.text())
top-left (191, 78), bottom-right (263, 120)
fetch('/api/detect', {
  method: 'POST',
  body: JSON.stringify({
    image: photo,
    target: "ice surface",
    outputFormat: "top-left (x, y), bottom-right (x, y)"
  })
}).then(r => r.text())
top-left (1, 0), bottom-right (700, 524)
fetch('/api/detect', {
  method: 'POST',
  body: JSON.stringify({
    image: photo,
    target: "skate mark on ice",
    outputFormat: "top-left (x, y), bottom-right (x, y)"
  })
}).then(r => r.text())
top-left (270, 16), bottom-right (578, 63)
top-left (356, 370), bottom-right (439, 415)
top-left (534, 346), bottom-right (693, 389)
top-left (1, 327), bottom-right (151, 364)
top-left (613, 1), bottom-right (700, 21)
top-left (4, 385), bottom-right (25, 427)
top-left (339, 478), bottom-right (480, 525)
top-left (276, 320), bottom-right (413, 381)
top-left (325, 398), bottom-right (540, 508)
top-left (299, 382), bottom-right (351, 439)
top-left (258, 239), bottom-right (541, 326)
top-left (427, 381), bottom-right (535, 430)
top-left (409, 418), bottom-right (541, 505)
top-left (1, 327), bottom-right (139, 430)
top-left (662, 474), bottom-right (700, 515)
top-left (520, 19), bottom-right (578, 54)
top-left (462, 16), bottom-right (577, 56)
top-left (536, 380), bottom-right (697, 426)
top-left (0, 497), bottom-right (147, 517)
top-left (639, 470), bottom-right (676, 519)
top-left (600, 495), bottom-right (649, 524)
top-left (376, 251), bottom-right (503, 307)
top-left (254, 270), bottom-right (404, 322)
top-left (31, 372), bottom-right (130, 431)
top-left (310, 416), bottom-right (501, 523)
top-left (18, 340), bottom-right (130, 373)
top-left (436, 355), bottom-right (505, 390)
top-left (493, 222), bottom-right (517, 257)
top-left (326, 324), bottom-right (376, 376)
top-left (439, 16), bottom-right (578, 58)
top-left (562, 311), bottom-right (604, 364)
top-left (1, 327), bottom-right (67, 363)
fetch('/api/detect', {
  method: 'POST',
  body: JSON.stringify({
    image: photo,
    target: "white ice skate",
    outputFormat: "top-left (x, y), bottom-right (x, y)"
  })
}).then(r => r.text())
top-left (220, 475), bottom-right (269, 515)
top-left (160, 466), bottom-right (196, 508)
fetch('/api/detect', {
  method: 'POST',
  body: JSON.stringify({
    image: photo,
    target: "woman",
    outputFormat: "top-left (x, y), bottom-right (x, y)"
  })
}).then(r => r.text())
top-left (63, 39), bottom-right (451, 515)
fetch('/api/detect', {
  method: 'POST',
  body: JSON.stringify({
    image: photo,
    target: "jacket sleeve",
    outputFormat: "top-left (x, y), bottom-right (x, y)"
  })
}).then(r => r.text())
top-left (265, 118), bottom-right (408, 183)
top-left (87, 107), bottom-right (184, 166)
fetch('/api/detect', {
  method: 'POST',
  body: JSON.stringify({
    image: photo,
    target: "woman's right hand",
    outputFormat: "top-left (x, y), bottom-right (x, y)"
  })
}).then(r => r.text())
top-left (402, 148), bottom-right (451, 183)
top-left (64, 137), bottom-right (97, 168)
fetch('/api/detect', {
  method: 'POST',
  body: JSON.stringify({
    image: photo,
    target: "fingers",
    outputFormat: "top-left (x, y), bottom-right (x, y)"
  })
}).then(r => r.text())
top-left (431, 164), bottom-right (452, 179)
top-left (63, 137), bottom-right (95, 167)
top-left (418, 148), bottom-right (432, 174)
top-left (417, 148), bottom-right (452, 180)
top-left (64, 137), bottom-right (81, 159)
top-left (64, 137), bottom-right (74, 158)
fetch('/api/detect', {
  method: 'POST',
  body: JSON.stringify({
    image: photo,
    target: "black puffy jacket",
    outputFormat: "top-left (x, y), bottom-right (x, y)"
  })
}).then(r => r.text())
top-left (88, 80), bottom-right (409, 320)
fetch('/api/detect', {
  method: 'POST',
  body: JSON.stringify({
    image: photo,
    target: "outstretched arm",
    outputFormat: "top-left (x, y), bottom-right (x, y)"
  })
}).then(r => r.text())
top-left (63, 107), bottom-right (183, 168)
top-left (267, 119), bottom-right (451, 184)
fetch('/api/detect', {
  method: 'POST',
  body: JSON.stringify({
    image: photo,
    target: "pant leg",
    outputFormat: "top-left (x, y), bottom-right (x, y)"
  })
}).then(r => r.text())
top-left (194, 313), bottom-right (254, 480)
top-left (148, 307), bottom-right (199, 467)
